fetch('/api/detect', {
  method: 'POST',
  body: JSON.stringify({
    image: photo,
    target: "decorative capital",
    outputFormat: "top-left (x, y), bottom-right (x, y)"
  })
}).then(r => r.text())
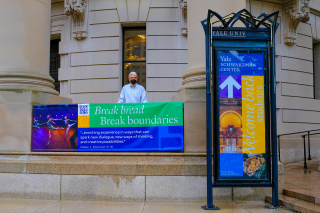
top-left (284, 0), bottom-right (310, 46)
top-left (179, 0), bottom-right (187, 10)
top-left (64, 0), bottom-right (88, 40)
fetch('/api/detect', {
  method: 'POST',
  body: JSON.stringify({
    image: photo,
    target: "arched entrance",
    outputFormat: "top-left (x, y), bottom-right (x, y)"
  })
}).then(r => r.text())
top-left (220, 110), bottom-right (242, 153)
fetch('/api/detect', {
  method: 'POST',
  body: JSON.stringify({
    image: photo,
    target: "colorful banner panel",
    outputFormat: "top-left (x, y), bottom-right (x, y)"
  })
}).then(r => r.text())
top-left (218, 51), bottom-right (268, 181)
top-left (32, 102), bottom-right (184, 152)
top-left (32, 104), bottom-right (78, 151)
top-left (242, 76), bottom-right (265, 154)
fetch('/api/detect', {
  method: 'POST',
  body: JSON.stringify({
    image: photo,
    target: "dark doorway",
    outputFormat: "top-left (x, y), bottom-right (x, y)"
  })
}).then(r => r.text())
top-left (50, 39), bottom-right (60, 93)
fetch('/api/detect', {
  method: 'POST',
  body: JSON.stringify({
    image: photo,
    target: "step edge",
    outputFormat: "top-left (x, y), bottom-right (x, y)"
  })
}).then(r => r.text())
top-left (283, 189), bottom-right (316, 203)
top-left (266, 195), bottom-right (320, 213)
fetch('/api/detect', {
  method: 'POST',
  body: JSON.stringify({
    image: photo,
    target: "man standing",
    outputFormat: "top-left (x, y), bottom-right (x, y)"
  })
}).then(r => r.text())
top-left (118, 71), bottom-right (148, 103)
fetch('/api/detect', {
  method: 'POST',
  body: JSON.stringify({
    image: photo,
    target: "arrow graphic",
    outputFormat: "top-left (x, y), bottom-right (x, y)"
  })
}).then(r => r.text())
top-left (219, 75), bottom-right (241, 98)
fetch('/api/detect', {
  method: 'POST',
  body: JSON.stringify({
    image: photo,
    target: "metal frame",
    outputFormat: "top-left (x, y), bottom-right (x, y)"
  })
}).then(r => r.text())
top-left (278, 128), bottom-right (320, 169)
top-left (203, 9), bottom-right (279, 210)
top-left (278, 129), bottom-right (320, 161)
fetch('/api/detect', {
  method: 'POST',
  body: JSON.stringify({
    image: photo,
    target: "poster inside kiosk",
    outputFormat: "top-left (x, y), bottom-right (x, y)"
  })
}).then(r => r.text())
top-left (218, 50), bottom-right (268, 181)
top-left (32, 102), bottom-right (184, 152)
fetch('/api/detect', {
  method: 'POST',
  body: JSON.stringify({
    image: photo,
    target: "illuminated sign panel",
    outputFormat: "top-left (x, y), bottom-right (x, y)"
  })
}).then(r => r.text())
top-left (217, 50), bottom-right (269, 181)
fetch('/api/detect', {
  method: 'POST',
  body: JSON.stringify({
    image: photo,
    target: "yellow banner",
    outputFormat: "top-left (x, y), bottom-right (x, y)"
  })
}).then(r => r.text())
top-left (242, 76), bottom-right (265, 153)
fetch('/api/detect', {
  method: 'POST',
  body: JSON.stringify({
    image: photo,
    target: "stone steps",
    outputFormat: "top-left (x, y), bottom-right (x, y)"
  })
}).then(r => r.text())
top-left (283, 189), bottom-right (320, 204)
top-left (266, 192), bottom-right (320, 213)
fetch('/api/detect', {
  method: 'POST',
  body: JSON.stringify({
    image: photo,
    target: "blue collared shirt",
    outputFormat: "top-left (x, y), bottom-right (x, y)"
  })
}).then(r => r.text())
top-left (118, 84), bottom-right (148, 103)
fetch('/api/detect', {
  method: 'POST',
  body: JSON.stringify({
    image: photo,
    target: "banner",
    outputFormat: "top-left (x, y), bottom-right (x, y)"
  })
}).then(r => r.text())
top-left (242, 76), bottom-right (265, 154)
top-left (32, 102), bottom-right (184, 152)
top-left (217, 50), bottom-right (268, 181)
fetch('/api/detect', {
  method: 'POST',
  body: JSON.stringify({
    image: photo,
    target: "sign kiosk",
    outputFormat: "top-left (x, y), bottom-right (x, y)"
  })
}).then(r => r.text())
top-left (202, 9), bottom-right (279, 210)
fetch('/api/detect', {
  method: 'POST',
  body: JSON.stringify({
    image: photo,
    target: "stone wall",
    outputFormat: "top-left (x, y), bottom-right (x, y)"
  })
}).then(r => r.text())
top-left (50, 0), bottom-right (187, 103)
top-left (0, 152), bottom-right (284, 201)
top-left (245, 0), bottom-right (320, 164)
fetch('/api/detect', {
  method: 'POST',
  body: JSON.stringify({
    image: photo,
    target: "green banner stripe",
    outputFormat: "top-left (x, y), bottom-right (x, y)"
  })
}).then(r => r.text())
top-left (89, 102), bottom-right (183, 128)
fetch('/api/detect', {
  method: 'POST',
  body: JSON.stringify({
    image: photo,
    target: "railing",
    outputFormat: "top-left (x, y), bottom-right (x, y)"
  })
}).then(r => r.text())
top-left (278, 129), bottom-right (320, 169)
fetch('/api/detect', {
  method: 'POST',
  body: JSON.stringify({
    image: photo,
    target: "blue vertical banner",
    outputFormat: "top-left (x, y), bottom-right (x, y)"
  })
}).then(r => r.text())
top-left (218, 50), bottom-right (268, 181)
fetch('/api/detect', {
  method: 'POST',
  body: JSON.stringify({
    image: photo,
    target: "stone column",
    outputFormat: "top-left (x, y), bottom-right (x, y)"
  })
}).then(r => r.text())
top-left (0, 0), bottom-right (70, 152)
top-left (172, 0), bottom-right (246, 152)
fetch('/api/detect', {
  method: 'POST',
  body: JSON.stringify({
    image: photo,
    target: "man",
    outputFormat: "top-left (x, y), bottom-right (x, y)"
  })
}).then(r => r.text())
top-left (118, 71), bottom-right (148, 103)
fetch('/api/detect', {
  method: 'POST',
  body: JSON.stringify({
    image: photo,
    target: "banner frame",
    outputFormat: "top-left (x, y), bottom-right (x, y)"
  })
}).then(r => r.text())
top-left (31, 102), bottom-right (184, 152)
top-left (213, 47), bottom-right (271, 184)
top-left (202, 9), bottom-right (279, 209)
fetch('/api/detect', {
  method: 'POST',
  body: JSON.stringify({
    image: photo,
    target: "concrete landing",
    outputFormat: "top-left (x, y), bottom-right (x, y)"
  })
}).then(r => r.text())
top-left (284, 159), bottom-right (320, 202)
top-left (0, 199), bottom-right (294, 213)
top-left (266, 159), bottom-right (320, 212)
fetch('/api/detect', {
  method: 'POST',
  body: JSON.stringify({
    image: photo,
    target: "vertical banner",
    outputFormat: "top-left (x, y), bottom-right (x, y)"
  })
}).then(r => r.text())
top-left (217, 50), bottom-right (268, 181)
top-left (242, 76), bottom-right (265, 154)
top-left (32, 102), bottom-right (184, 152)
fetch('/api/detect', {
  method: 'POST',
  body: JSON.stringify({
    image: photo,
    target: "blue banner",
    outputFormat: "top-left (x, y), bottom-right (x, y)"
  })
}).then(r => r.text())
top-left (219, 52), bottom-right (264, 76)
top-left (78, 126), bottom-right (183, 151)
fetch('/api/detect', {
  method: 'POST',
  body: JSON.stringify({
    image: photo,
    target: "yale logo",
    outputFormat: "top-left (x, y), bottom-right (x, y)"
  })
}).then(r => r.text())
top-left (212, 31), bottom-right (269, 38)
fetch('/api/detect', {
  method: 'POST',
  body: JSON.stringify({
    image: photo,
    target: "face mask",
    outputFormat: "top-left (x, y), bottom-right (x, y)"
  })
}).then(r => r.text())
top-left (130, 79), bottom-right (137, 85)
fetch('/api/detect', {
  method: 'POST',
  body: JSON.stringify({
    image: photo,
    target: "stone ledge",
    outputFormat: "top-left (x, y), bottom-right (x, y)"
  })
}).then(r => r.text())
top-left (0, 153), bottom-right (285, 180)
top-left (0, 152), bottom-right (207, 176)
top-left (0, 152), bottom-right (284, 201)
top-left (0, 173), bottom-right (280, 201)
top-left (0, 151), bottom-right (206, 156)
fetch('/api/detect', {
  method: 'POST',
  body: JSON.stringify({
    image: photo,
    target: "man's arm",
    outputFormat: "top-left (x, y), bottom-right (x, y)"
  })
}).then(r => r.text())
top-left (140, 87), bottom-right (148, 103)
top-left (118, 87), bottom-right (125, 103)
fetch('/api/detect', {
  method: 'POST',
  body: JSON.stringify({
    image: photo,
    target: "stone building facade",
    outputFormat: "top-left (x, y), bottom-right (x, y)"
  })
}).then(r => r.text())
top-left (51, 0), bottom-right (320, 163)
top-left (0, 0), bottom-right (319, 202)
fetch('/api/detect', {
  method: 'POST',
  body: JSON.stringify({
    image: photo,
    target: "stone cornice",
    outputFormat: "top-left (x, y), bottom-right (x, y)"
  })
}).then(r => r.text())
top-left (52, 0), bottom-right (64, 3)
top-left (51, 14), bottom-right (69, 21)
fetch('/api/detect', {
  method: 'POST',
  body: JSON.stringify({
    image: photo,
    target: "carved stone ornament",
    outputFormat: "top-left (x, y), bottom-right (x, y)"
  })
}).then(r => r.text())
top-left (179, 0), bottom-right (187, 36)
top-left (64, 0), bottom-right (88, 40)
top-left (284, 0), bottom-right (310, 46)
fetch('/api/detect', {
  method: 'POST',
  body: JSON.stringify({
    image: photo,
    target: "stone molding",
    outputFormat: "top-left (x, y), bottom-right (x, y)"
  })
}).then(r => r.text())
top-left (0, 68), bottom-right (58, 95)
top-left (179, 0), bottom-right (187, 36)
top-left (172, 88), bottom-right (206, 102)
top-left (284, 0), bottom-right (310, 46)
top-left (51, 15), bottom-right (69, 40)
top-left (177, 67), bottom-right (206, 92)
top-left (64, 0), bottom-right (88, 40)
top-left (0, 152), bottom-right (207, 176)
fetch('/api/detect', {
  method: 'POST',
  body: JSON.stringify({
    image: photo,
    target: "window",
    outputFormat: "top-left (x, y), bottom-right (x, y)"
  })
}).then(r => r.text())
top-left (50, 39), bottom-right (60, 93)
top-left (314, 41), bottom-right (320, 99)
top-left (123, 28), bottom-right (146, 89)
